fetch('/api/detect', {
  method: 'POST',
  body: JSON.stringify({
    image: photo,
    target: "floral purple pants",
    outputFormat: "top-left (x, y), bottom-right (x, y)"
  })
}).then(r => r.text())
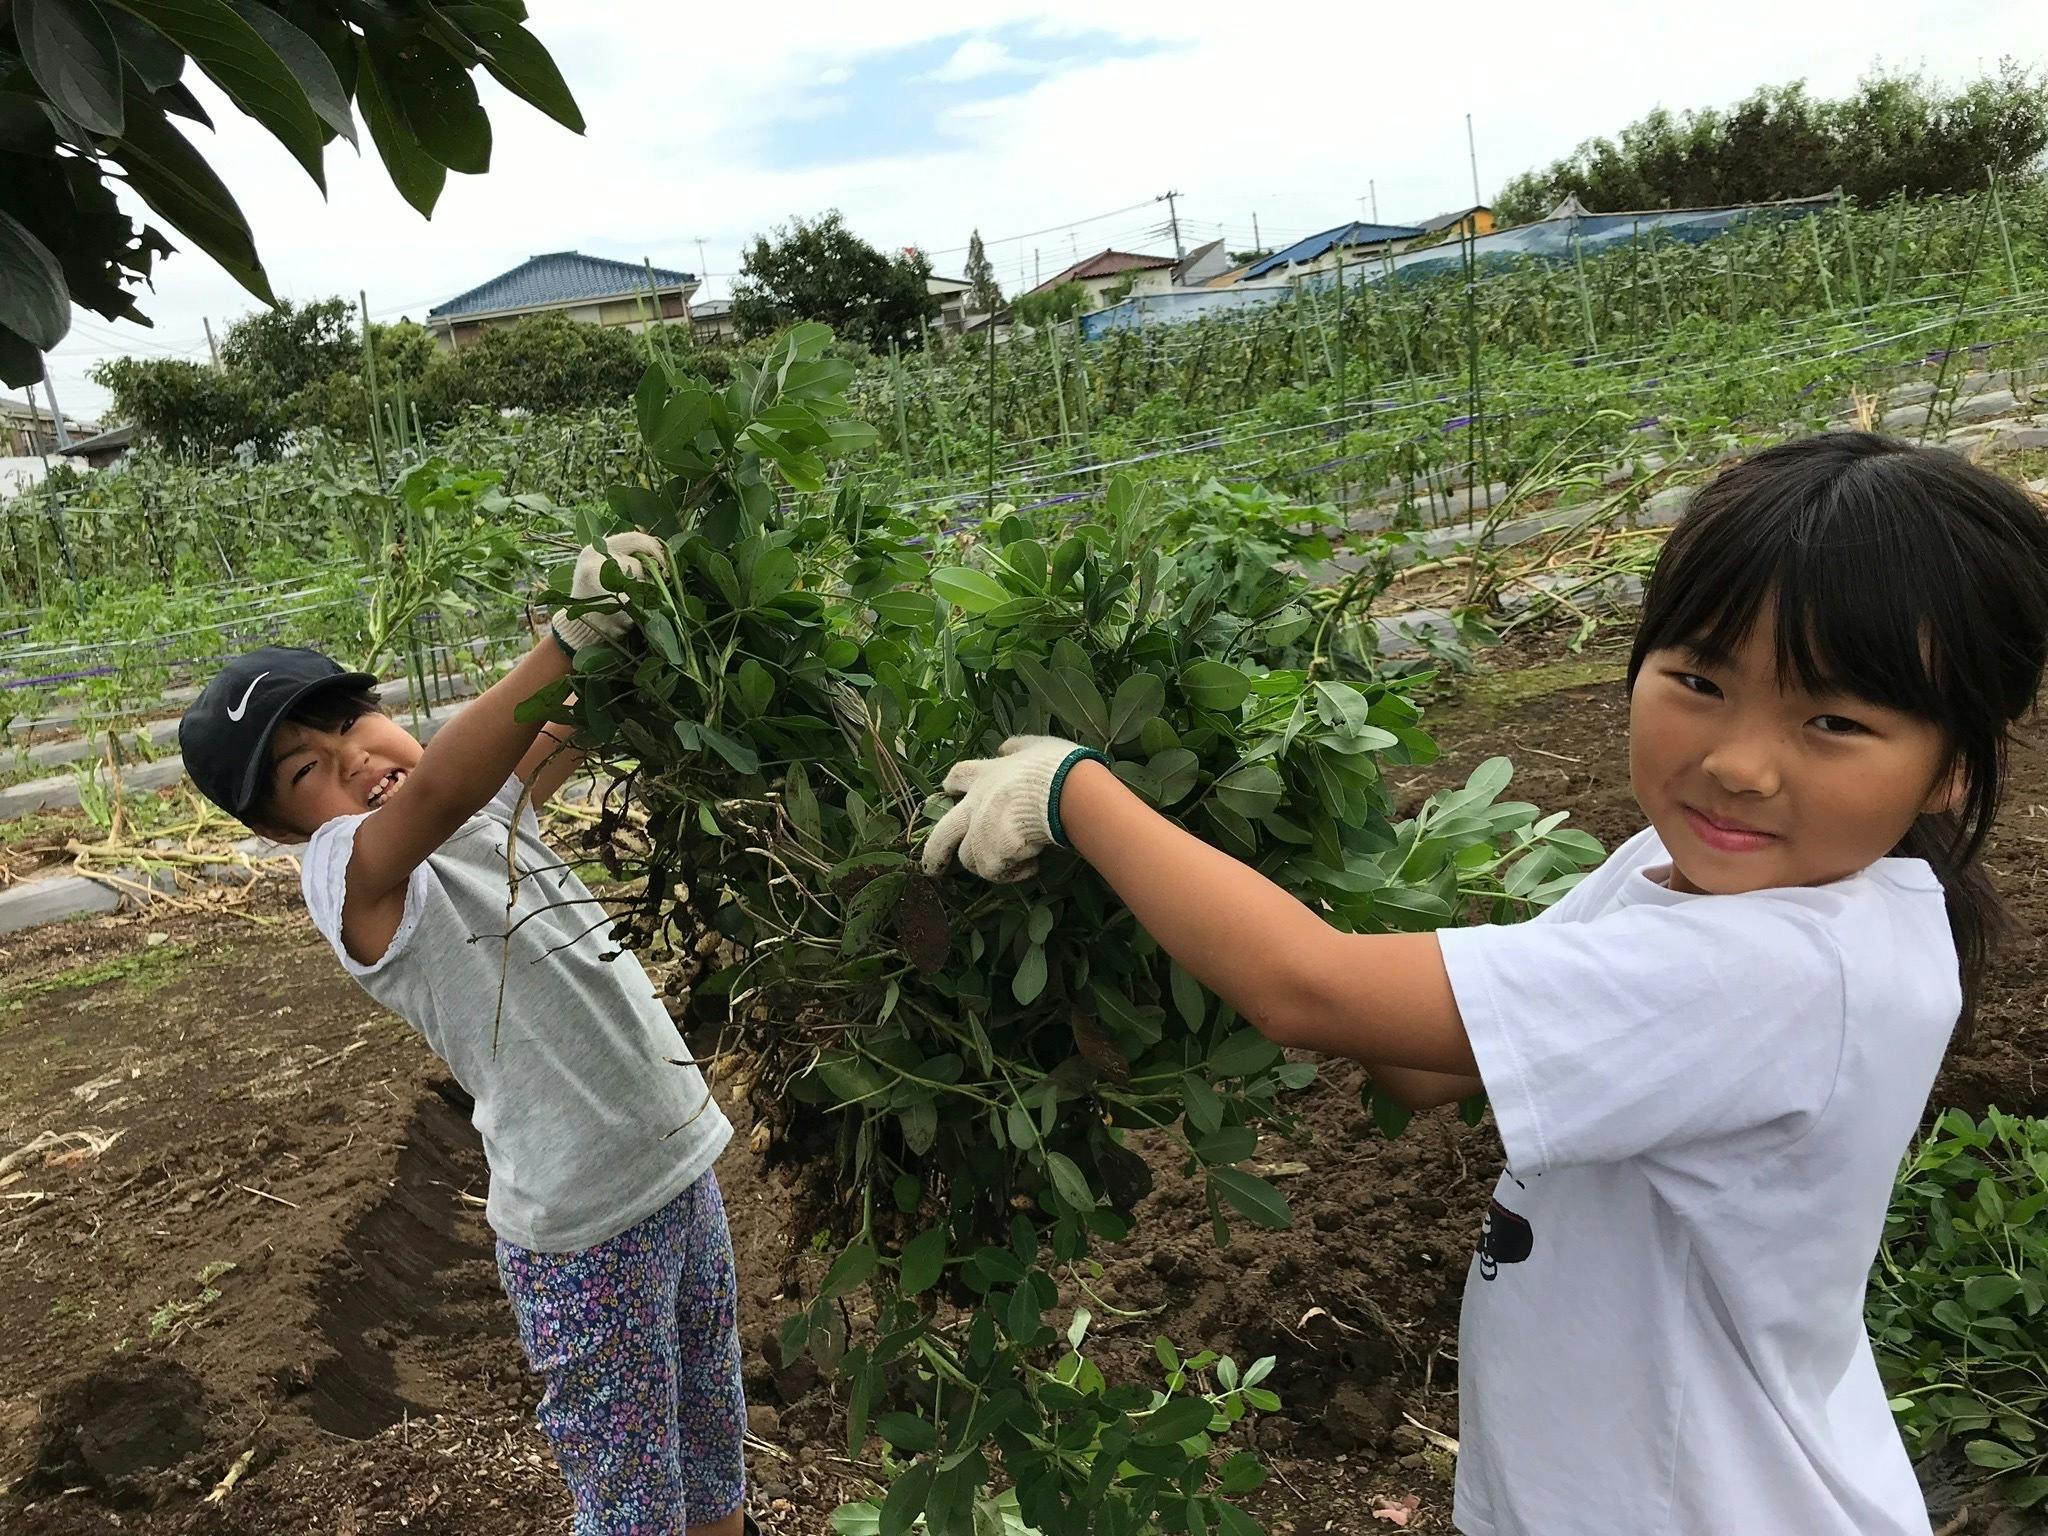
top-left (497, 1172), bottom-right (747, 1534)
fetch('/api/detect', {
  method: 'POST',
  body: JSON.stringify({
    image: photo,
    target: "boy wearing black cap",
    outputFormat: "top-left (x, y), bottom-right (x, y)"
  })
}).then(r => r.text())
top-left (179, 534), bottom-right (755, 1536)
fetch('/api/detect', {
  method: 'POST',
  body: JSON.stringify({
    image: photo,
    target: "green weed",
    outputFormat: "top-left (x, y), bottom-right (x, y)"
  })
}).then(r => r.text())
top-left (1871, 1109), bottom-right (2048, 1508)
top-left (0, 942), bottom-right (194, 1020)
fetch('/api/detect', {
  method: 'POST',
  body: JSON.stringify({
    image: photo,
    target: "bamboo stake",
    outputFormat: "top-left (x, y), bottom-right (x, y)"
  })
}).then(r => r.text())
top-left (1808, 208), bottom-right (1836, 313)
top-left (1989, 169), bottom-right (2023, 298)
top-left (1920, 189), bottom-right (1995, 443)
top-left (1837, 192), bottom-right (1866, 311)
top-left (359, 291), bottom-right (388, 489)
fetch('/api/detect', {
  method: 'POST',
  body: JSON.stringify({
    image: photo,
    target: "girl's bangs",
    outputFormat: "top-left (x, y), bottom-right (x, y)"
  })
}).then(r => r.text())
top-left (1634, 468), bottom-right (1956, 724)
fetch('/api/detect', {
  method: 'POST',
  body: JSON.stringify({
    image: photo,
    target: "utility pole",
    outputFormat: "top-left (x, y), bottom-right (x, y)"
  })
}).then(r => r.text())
top-left (39, 358), bottom-right (73, 449)
top-left (694, 238), bottom-right (708, 279)
top-left (1158, 189), bottom-right (1184, 259)
top-left (1034, 248), bottom-right (1041, 289)
top-left (203, 317), bottom-right (219, 365)
top-left (1252, 211), bottom-right (1262, 253)
top-left (1467, 113), bottom-right (1482, 206)
top-left (1370, 180), bottom-right (1378, 222)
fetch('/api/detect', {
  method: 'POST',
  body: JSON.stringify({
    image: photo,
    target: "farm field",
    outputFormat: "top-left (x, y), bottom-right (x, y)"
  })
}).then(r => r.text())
top-left (0, 629), bottom-right (2043, 1536)
top-left (7, 180), bottom-right (2048, 1535)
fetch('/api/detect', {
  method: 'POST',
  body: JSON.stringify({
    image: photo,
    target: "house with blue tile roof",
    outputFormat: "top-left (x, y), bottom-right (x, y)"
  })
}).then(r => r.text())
top-left (426, 251), bottom-right (698, 348)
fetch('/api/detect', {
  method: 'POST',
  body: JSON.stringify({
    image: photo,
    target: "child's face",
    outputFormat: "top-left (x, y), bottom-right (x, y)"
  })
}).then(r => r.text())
top-left (261, 711), bottom-right (424, 839)
top-left (1629, 616), bottom-right (1957, 895)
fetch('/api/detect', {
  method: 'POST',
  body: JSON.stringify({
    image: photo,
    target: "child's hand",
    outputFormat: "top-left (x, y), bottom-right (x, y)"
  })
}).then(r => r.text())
top-left (551, 532), bottom-right (669, 654)
top-left (922, 736), bottom-right (1094, 883)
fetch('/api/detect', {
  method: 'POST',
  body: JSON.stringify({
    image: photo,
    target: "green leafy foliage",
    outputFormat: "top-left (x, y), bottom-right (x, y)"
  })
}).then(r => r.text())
top-left (1496, 65), bottom-right (2048, 224)
top-left (531, 329), bottom-right (1602, 1532)
top-left (1870, 1109), bottom-right (2048, 1509)
top-left (0, 0), bottom-right (584, 384)
top-left (731, 211), bottom-right (940, 352)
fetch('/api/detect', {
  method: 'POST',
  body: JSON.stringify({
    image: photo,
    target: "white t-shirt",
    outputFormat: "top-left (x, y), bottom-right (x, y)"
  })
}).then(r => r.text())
top-left (301, 777), bottom-right (730, 1253)
top-left (1436, 827), bottom-right (1957, 1536)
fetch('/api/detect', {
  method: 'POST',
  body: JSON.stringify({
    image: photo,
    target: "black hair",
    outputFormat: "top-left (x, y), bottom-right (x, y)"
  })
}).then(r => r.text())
top-left (242, 683), bottom-right (385, 832)
top-left (1628, 432), bottom-right (2048, 1030)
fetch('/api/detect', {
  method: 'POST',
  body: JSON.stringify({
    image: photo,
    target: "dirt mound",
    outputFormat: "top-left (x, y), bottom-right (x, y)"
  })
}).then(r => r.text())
top-left (25, 1360), bottom-right (211, 1506)
top-left (299, 1092), bottom-right (495, 1440)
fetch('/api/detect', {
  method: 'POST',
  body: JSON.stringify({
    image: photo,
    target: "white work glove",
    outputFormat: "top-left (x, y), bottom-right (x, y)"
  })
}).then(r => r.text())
top-left (551, 532), bottom-right (669, 654)
top-left (921, 736), bottom-right (1106, 884)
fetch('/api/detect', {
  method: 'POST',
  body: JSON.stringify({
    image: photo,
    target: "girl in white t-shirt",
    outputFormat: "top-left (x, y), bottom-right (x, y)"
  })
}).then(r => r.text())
top-left (922, 432), bottom-right (2048, 1536)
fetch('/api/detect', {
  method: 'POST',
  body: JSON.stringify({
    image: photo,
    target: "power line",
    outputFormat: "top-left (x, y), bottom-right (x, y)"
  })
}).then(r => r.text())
top-left (921, 197), bottom-right (1164, 257)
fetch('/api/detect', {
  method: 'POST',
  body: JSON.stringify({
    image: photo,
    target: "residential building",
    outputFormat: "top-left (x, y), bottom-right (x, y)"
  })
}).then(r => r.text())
top-left (1170, 238), bottom-right (1232, 288)
top-left (58, 423), bottom-right (135, 470)
top-left (426, 251), bottom-right (699, 348)
top-left (1020, 249), bottom-right (1180, 311)
top-left (691, 298), bottom-right (737, 344)
top-left (1241, 221), bottom-right (1426, 282)
top-left (926, 274), bottom-right (979, 331)
top-left (1414, 206), bottom-right (1497, 241)
top-left (0, 396), bottom-right (95, 457)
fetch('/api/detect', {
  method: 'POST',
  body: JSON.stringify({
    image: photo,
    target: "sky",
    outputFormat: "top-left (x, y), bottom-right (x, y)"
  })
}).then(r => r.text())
top-left (35, 0), bottom-right (2048, 422)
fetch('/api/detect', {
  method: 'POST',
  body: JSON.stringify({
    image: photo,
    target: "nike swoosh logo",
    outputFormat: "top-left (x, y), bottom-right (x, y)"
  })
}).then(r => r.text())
top-left (225, 672), bottom-right (271, 723)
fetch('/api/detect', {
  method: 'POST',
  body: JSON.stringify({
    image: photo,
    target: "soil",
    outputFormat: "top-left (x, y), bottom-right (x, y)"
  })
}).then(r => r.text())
top-left (1, 629), bottom-right (2041, 1535)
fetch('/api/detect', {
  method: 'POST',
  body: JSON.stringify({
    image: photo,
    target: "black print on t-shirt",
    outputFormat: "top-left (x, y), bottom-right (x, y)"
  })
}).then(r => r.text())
top-left (1478, 1196), bottom-right (1535, 1281)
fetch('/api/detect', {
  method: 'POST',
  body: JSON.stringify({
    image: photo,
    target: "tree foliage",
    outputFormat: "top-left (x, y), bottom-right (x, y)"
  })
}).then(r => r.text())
top-left (0, 0), bottom-right (583, 386)
top-left (415, 311), bottom-right (646, 419)
top-left (216, 297), bottom-right (359, 399)
top-left (1496, 65), bottom-right (2048, 224)
top-left (88, 355), bottom-right (276, 461)
top-left (731, 212), bottom-right (939, 351)
top-left (964, 230), bottom-right (1003, 316)
top-left (1012, 281), bottom-right (1088, 330)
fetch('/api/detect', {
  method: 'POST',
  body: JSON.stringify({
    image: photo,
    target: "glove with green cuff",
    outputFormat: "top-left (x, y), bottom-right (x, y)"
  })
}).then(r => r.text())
top-left (922, 736), bottom-right (1109, 883)
top-left (551, 531), bottom-right (670, 655)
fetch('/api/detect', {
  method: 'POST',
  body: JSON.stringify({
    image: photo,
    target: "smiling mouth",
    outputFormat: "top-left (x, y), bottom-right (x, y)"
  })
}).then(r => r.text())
top-left (1683, 804), bottom-right (1780, 853)
top-left (367, 768), bottom-right (408, 809)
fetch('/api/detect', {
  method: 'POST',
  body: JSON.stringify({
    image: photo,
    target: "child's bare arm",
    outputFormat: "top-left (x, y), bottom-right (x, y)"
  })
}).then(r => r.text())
top-left (346, 637), bottom-right (572, 914)
top-left (515, 715), bottom-right (586, 808)
top-left (1366, 1065), bottom-right (1487, 1110)
top-left (1057, 760), bottom-right (1478, 1075)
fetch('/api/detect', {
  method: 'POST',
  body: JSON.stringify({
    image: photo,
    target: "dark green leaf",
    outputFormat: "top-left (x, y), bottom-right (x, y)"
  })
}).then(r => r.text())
top-left (1196, 1125), bottom-right (1257, 1165)
top-left (876, 1412), bottom-right (938, 1454)
top-left (103, 88), bottom-right (275, 302)
top-left (227, 0), bottom-right (356, 145)
top-left (1108, 672), bottom-right (1165, 744)
top-left (878, 1459), bottom-right (934, 1536)
top-left (932, 567), bottom-right (1008, 613)
top-left (697, 725), bottom-right (760, 774)
top-left (352, 38), bottom-right (445, 215)
top-left (1964, 1274), bottom-right (2024, 1312)
top-left (1181, 660), bottom-right (1252, 712)
top-left (1963, 1438), bottom-right (2026, 1470)
top-left (371, 37), bottom-right (490, 173)
top-left (1214, 763), bottom-right (1283, 821)
top-left (1208, 1028), bottom-right (1281, 1078)
top-left (0, 209), bottom-right (70, 349)
top-left (898, 1226), bottom-right (946, 1297)
top-left (106, 0), bottom-right (327, 186)
top-left (1044, 1151), bottom-right (1095, 1212)
top-left (1170, 961), bottom-right (1206, 1030)
top-left (1214, 1501), bottom-right (1266, 1536)
top-left (17, 0), bottom-right (125, 135)
top-left (821, 1242), bottom-right (878, 1300)
top-left (1209, 1168), bottom-right (1293, 1229)
top-left (1013, 942), bottom-right (1047, 1005)
top-left (1135, 1396), bottom-right (1215, 1446)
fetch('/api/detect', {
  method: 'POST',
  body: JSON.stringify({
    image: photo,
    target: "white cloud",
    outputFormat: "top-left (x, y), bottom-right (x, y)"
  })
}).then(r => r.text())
top-left (818, 65), bottom-right (851, 85)
top-left (39, 0), bottom-right (2048, 420)
top-left (922, 38), bottom-right (1029, 83)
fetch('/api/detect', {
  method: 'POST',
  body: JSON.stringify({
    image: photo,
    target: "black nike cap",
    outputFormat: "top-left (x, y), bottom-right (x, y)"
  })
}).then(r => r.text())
top-left (179, 647), bottom-right (378, 818)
